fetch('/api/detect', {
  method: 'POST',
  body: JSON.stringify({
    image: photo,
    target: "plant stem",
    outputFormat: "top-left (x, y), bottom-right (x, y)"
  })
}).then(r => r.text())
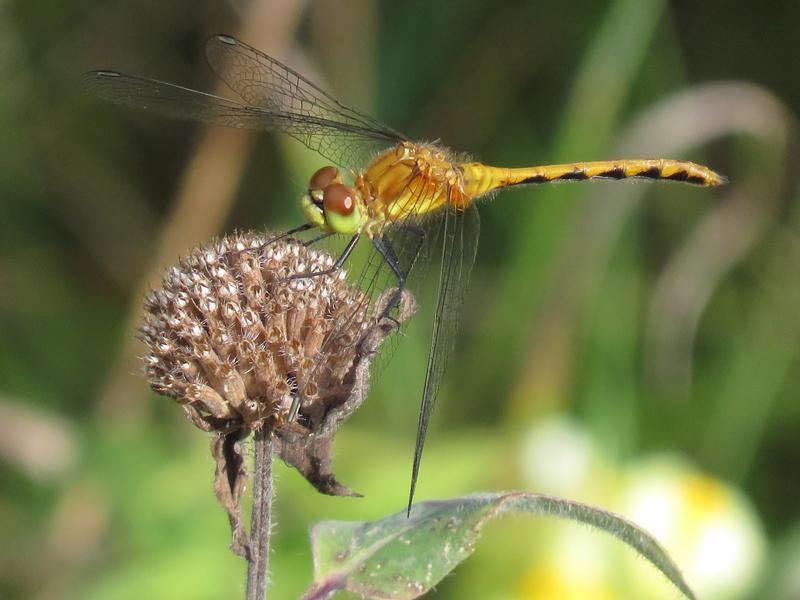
top-left (246, 428), bottom-right (273, 600)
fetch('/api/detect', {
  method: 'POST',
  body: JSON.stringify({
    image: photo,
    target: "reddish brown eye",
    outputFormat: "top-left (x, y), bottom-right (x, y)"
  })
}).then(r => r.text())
top-left (323, 183), bottom-right (356, 216)
top-left (309, 165), bottom-right (340, 190)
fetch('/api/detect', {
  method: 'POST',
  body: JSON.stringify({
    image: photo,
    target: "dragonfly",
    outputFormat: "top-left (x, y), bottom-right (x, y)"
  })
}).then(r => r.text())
top-left (83, 34), bottom-right (726, 513)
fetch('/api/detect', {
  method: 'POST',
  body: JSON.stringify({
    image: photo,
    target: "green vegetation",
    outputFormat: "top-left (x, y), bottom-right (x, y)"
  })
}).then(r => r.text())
top-left (1, 1), bottom-right (797, 598)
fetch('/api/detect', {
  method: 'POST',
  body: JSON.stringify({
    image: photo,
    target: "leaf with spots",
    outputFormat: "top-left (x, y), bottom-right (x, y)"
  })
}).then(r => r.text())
top-left (302, 492), bottom-right (696, 600)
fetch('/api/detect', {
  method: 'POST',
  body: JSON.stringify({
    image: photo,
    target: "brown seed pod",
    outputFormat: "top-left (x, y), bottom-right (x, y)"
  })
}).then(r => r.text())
top-left (140, 231), bottom-right (415, 548)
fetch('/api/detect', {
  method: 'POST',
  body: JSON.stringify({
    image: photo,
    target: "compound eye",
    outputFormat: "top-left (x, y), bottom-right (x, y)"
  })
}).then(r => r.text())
top-left (309, 165), bottom-right (340, 191)
top-left (323, 183), bottom-right (356, 216)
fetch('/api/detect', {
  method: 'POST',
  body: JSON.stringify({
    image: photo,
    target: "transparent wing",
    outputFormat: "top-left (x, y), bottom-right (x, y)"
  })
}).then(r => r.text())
top-left (82, 36), bottom-right (406, 170)
top-left (205, 34), bottom-right (404, 169)
top-left (403, 202), bottom-right (480, 511)
top-left (83, 70), bottom-right (268, 125)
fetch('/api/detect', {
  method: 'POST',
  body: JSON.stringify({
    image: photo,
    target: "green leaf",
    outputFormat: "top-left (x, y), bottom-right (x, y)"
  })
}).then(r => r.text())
top-left (303, 492), bottom-right (695, 600)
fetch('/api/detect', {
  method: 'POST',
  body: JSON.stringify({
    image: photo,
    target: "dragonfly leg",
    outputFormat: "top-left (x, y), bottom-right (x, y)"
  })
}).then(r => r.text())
top-left (285, 232), bottom-right (361, 282)
top-left (265, 222), bottom-right (314, 246)
top-left (303, 232), bottom-right (334, 247)
top-left (371, 226), bottom-right (425, 322)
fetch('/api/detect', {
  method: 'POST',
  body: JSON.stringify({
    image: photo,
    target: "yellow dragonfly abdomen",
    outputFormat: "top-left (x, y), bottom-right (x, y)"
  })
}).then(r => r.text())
top-left (460, 157), bottom-right (726, 198)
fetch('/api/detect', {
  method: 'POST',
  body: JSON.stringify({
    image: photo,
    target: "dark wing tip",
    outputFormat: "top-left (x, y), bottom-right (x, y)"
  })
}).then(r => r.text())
top-left (211, 33), bottom-right (239, 46)
top-left (84, 70), bottom-right (122, 78)
top-left (80, 70), bottom-right (122, 93)
top-left (406, 480), bottom-right (416, 518)
top-left (81, 70), bottom-right (122, 83)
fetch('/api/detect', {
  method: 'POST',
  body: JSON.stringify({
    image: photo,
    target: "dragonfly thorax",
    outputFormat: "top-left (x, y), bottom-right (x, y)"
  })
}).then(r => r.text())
top-left (355, 141), bottom-right (471, 235)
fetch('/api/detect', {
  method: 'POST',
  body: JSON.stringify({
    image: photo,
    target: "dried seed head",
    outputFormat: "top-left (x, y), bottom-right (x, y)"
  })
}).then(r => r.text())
top-left (140, 231), bottom-right (415, 497)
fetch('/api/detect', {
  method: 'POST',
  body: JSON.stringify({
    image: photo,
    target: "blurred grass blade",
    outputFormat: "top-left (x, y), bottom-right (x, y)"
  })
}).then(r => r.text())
top-left (476, 0), bottom-right (667, 405)
top-left (303, 492), bottom-right (696, 600)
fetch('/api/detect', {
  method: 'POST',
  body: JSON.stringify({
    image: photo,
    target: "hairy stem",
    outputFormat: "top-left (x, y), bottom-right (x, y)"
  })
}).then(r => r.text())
top-left (246, 428), bottom-right (274, 600)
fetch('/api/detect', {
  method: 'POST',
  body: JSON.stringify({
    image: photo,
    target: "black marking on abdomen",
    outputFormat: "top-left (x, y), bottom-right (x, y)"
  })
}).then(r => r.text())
top-left (686, 174), bottom-right (706, 185)
top-left (559, 170), bottom-right (589, 181)
top-left (521, 174), bottom-right (548, 184)
top-left (638, 166), bottom-right (662, 179)
top-left (598, 167), bottom-right (625, 179)
top-left (664, 170), bottom-right (689, 182)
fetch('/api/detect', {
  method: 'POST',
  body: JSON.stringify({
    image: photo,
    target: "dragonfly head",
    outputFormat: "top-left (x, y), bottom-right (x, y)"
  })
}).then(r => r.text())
top-left (301, 166), bottom-right (364, 234)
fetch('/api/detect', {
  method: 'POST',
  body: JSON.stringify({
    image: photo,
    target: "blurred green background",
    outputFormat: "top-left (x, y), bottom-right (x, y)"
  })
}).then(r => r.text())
top-left (2, 0), bottom-right (799, 598)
